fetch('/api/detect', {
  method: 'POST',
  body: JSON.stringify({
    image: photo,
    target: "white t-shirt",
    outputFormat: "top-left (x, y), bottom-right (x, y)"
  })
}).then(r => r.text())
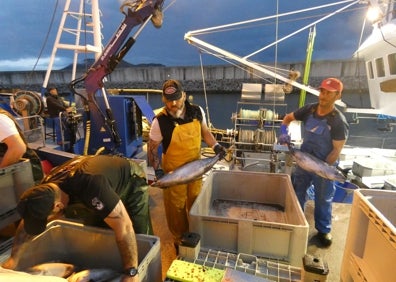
top-left (0, 114), bottom-right (19, 142)
top-left (149, 106), bottom-right (208, 142)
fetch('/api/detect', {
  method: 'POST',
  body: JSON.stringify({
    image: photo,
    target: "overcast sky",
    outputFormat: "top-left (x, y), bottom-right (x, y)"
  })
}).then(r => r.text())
top-left (0, 0), bottom-right (371, 72)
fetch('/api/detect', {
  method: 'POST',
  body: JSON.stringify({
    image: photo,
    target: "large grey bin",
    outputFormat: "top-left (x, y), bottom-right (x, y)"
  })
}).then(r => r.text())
top-left (190, 170), bottom-right (308, 267)
top-left (0, 159), bottom-right (35, 229)
top-left (13, 220), bottom-right (162, 282)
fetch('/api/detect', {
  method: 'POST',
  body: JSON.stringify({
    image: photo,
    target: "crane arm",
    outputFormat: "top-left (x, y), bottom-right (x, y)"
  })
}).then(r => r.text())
top-left (69, 0), bottom-right (164, 152)
top-left (75, 0), bottom-right (164, 96)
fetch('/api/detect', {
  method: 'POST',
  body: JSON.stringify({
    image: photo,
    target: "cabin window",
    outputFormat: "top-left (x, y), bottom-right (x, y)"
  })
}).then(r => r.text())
top-left (367, 61), bottom-right (374, 79)
top-left (388, 53), bottom-right (396, 75)
top-left (375, 57), bottom-right (385, 77)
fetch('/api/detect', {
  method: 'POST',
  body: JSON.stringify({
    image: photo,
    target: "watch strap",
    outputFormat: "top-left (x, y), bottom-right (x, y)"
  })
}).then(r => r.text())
top-left (125, 267), bottom-right (138, 277)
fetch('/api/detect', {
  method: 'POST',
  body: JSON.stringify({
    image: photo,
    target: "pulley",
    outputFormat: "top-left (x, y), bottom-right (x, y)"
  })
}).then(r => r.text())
top-left (13, 90), bottom-right (44, 116)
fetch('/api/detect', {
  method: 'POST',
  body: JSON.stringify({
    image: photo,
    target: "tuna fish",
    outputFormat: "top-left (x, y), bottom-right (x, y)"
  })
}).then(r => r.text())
top-left (25, 262), bottom-right (75, 278)
top-left (150, 154), bottom-right (221, 188)
top-left (21, 263), bottom-right (120, 281)
top-left (66, 268), bottom-right (121, 282)
top-left (0, 267), bottom-right (67, 282)
top-left (288, 145), bottom-right (346, 183)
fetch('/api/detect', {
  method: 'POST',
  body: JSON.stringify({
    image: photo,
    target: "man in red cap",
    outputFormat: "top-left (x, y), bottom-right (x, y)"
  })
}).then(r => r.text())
top-left (278, 77), bottom-right (349, 248)
top-left (147, 79), bottom-right (226, 252)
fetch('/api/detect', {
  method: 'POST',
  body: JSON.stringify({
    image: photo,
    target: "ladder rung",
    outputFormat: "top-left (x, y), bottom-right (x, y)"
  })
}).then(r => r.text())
top-left (56, 43), bottom-right (101, 53)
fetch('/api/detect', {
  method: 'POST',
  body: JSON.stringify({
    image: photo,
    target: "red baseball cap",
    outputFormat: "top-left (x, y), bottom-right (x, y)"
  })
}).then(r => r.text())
top-left (319, 78), bottom-right (343, 93)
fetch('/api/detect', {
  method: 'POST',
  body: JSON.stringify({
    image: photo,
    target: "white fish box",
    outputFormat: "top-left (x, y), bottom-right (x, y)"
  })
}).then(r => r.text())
top-left (189, 170), bottom-right (308, 267)
top-left (339, 147), bottom-right (372, 161)
top-left (352, 157), bottom-right (396, 177)
top-left (13, 220), bottom-right (162, 282)
top-left (384, 175), bottom-right (396, 190)
top-left (370, 148), bottom-right (396, 161)
top-left (341, 189), bottom-right (396, 282)
top-left (360, 175), bottom-right (388, 189)
top-left (0, 159), bottom-right (35, 229)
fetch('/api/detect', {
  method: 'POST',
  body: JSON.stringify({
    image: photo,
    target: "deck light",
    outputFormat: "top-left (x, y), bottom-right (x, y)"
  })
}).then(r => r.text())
top-left (366, 5), bottom-right (383, 24)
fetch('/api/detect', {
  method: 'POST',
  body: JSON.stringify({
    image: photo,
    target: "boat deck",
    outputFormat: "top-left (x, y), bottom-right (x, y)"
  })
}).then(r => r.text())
top-left (0, 181), bottom-right (352, 281)
top-left (149, 185), bottom-right (352, 281)
top-left (0, 146), bottom-right (352, 281)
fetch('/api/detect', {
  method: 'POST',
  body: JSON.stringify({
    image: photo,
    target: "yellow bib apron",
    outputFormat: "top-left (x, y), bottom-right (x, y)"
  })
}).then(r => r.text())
top-left (161, 119), bottom-right (202, 242)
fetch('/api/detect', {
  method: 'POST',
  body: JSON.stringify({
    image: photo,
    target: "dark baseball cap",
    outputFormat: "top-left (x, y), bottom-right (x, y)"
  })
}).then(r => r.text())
top-left (162, 79), bottom-right (183, 101)
top-left (17, 184), bottom-right (56, 235)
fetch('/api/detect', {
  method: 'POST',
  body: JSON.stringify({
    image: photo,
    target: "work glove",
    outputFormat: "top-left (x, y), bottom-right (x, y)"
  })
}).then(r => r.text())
top-left (213, 143), bottom-right (227, 159)
top-left (155, 169), bottom-right (165, 180)
top-left (278, 124), bottom-right (291, 144)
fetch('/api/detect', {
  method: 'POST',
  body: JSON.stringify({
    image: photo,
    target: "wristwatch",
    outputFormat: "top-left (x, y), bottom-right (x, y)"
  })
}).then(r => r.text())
top-left (125, 267), bottom-right (138, 277)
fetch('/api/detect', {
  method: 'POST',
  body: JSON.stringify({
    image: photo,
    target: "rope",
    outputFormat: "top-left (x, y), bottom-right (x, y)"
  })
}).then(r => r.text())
top-left (28, 0), bottom-right (60, 74)
top-left (199, 52), bottom-right (212, 128)
top-left (189, 0), bottom-right (359, 37)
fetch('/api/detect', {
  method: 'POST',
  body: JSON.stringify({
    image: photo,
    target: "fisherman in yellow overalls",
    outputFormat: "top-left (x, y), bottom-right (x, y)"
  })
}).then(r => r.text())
top-left (148, 79), bottom-right (226, 250)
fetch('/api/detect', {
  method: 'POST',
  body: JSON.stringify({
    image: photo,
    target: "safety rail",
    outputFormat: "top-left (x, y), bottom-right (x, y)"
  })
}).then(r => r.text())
top-left (14, 114), bottom-right (45, 147)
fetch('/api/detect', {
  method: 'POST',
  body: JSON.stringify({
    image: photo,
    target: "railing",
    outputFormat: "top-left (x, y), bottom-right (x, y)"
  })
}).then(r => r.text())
top-left (14, 114), bottom-right (45, 147)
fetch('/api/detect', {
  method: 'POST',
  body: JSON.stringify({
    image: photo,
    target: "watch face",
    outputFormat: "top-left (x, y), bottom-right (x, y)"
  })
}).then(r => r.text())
top-left (127, 267), bottom-right (138, 276)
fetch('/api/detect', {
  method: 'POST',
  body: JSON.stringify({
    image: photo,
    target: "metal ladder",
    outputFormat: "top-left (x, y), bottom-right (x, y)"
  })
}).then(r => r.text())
top-left (42, 0), bottom-right (103, 90)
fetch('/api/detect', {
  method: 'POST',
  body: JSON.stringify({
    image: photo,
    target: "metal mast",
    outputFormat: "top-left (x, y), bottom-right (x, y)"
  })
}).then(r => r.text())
top-left (42, 0), bottom-right (102, 92)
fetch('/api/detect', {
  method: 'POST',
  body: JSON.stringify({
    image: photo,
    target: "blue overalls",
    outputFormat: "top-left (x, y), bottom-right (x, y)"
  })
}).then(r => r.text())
top-left (292, 113), bottom-right (336, 234)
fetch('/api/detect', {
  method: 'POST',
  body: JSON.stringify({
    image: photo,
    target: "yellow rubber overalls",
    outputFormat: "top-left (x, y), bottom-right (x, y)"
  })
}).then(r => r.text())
top-left (161, 118), bottom-right (202, 243)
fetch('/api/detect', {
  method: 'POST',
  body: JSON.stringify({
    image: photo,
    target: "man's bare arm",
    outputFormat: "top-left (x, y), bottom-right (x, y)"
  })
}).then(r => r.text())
top-left (0, 134), bottom-right (26, 168)
top-left (147, 139), bottom-right (161, 170)
top-left (104, 200), bottom-right (138, 281)
top-left (201, 122), bottom-right (217, 148)
top-left (1, 220), bottom-right (33, 269)
top-left (281, 112), bottom-right (296, 126)
top-left (326, 139), bottom-right (346, 165)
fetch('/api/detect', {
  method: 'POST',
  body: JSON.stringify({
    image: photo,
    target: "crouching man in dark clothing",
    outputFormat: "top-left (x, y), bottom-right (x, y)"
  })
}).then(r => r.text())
top-left (2, 155), bottom-right (152, 281)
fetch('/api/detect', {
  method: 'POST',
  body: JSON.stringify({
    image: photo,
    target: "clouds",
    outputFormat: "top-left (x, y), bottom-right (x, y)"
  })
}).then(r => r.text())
top-left (0, 0), bottom-right (371, 71)
top-left (0, 57), bottom-right (66, 72)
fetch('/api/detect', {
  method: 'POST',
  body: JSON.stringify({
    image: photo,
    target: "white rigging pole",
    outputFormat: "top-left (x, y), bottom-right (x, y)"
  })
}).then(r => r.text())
top-left (42, 0), bottom-right (103, 89)
top-left (185, 0), bottom-right (363, 109)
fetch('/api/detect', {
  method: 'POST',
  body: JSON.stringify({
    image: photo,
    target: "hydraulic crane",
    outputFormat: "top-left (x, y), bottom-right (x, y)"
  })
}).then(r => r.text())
top-left (69, 0), bottom-right (165, 156)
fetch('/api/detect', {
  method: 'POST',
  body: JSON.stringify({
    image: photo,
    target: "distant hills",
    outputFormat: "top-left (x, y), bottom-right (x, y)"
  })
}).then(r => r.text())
top-left (60, 58), bottom-right (164, 70)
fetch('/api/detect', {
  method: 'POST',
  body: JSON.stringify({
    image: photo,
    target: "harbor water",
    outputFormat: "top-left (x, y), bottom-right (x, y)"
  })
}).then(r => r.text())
top-left (143, 91), bottom-right (396, 150)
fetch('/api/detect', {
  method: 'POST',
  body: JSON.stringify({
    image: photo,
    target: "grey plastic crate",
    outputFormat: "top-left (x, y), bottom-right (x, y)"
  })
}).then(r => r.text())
top-left (190, 170), bottom-right (308, 267)
top-left (13, 220), bottom-right (162, 282)
top-left (0, 159), bottom-right (35, 229)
